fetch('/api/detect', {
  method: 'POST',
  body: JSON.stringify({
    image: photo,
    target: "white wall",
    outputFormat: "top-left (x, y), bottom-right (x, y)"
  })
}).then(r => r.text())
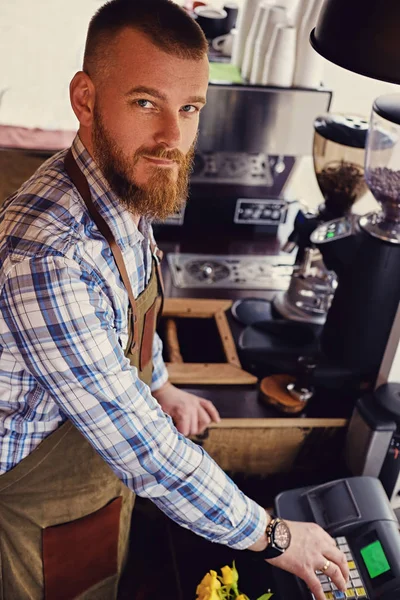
top-left (324, 61), bottom-right (399, 119)
top-left (0, 0), bottom-right (103, 130)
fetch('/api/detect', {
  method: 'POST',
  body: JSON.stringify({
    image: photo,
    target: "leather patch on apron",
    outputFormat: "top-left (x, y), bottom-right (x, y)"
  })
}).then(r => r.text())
top-left (139, 298), bottom-right (158, 371)
top-left (42, 496), bottom-right (122, 600)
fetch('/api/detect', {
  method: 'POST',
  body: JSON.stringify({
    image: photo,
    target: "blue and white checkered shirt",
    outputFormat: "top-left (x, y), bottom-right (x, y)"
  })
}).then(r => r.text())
top-left (0, 135), bottom-right (266, 549)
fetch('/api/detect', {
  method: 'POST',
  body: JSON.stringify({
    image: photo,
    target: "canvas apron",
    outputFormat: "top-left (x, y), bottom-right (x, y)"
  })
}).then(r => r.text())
top-left (0, 150), bottom-right (164, 600)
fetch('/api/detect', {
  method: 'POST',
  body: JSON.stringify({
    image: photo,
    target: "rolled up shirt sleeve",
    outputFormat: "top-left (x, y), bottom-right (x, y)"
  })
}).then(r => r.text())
top-left (0, 254), bottom-right (267, 549)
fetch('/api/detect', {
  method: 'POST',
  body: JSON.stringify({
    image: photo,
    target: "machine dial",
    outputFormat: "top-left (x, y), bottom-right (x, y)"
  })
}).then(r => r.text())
top-left (186, 260), bottom-right (230, 284)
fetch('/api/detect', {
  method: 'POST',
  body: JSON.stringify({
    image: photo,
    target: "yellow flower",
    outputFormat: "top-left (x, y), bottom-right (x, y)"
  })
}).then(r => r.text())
top-left (196, 590), bottom-right (220, 600)
top-left (196, 570), bottom-right (221, 600)
top-left (220, 564), bottom-right (239, 586)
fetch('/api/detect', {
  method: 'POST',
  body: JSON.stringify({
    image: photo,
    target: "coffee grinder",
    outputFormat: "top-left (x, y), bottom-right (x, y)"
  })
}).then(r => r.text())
top-left (273, 113), bottom-right (368, 325)
top-left (237, 99), bottom-right (400, 414)
top-left (236, 114), bottom-right (369, 413)
top-left (313, 95), bottom-right (400, 382)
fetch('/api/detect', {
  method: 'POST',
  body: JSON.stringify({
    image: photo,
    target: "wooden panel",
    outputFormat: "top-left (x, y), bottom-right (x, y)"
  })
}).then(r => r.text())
top-left (163, 298), bottom-right (232, 318)
top-left (164, 318), bottom-right (183, 363)
top-left (191, 419), bottom-right (348, 475)
top-left (166, 362), bottom-right (257, 385)
top-left (0, 150), bottom-right (46, 206)
top-left (162, 298), bottom-right (257, 385)
top-left (201, 418), bottom-right (348, 428)
top-left (214, 310), bottom-right (241, 368)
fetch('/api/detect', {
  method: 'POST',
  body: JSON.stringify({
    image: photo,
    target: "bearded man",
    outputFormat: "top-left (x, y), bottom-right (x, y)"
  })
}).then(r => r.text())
top-left (0, 1), bottom-right (349, 599)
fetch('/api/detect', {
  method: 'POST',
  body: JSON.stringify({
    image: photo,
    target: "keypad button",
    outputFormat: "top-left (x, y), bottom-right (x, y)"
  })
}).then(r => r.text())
top-left (355, 588), bottom-right (367, 598)
top-left (345, 590), bottom-right (356, 598)
top-left (336, 537), bottom-right (347, 545)
top-left (319, 575), bottom-right (330, 583)
top-left (349, 570), bottom-right (358, 579)
top-left (346, 580), bottom-right (353, 588)
top-left (324, 593), bottom-right (334, 600)
top-left (345, 552), bottom-right (352, 560)
top-left (347, 561), bottom-right (356, 570)
top-left (352, 579), bottom-right (362, 588)
top-left (323, 582), bottom-right (333, 591)
top-left (333, 592), bottom-right (346, 599)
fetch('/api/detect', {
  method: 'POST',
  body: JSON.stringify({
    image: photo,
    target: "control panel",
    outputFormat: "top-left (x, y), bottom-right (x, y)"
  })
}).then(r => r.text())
top-left (311, 217), bottom-right (354, 244)
top-left (191, 152), bottom-right (273, 186)
top-left (234, 198), bottom-right (288, 225)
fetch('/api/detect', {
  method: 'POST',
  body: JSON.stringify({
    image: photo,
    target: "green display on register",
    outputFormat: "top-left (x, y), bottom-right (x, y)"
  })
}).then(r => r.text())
top-left (360, 540), bottom-right (391, 579)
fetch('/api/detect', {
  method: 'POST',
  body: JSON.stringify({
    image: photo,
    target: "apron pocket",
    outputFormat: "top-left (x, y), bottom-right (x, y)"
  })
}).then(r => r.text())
top-left (139, 298), bottom-right (158, 371)
top-left (42, 496), bottom-right (122, 600)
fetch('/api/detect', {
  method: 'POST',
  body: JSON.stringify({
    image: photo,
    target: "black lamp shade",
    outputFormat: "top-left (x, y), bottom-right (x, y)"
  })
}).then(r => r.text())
top-left (310, 0), bottom-right (400, 84)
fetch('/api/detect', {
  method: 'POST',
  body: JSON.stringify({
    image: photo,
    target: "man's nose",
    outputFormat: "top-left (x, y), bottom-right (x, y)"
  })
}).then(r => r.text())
top-left (153, 113), bottom-right (182, 148)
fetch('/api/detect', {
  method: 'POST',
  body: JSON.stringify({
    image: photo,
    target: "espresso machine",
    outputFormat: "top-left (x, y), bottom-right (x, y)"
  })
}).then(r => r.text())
top-left (155, 82), bottom-right (332, 292)
top-left (273, 113), bottom-right (368, 325)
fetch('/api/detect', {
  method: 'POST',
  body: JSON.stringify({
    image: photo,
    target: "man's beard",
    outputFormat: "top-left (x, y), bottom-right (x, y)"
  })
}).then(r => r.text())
top-left (92, 107), bottom-right (195, 221)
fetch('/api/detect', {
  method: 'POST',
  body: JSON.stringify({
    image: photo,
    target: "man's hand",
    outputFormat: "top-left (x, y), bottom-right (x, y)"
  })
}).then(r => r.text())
top-left (152, 382), bottom-right (221, 436)
top-left (265, 520), bottom-right (349, 600)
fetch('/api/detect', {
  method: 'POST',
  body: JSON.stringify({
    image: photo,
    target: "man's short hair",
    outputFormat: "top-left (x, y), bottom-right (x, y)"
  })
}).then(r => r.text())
top-left (83, 0), bottom-right (208, 79)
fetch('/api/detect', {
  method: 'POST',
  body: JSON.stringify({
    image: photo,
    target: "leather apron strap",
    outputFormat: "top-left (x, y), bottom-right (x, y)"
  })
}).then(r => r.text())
top-left (150, 240), bottom-right (165, 323)
top-left (65, 149), bottom-right (142, 350)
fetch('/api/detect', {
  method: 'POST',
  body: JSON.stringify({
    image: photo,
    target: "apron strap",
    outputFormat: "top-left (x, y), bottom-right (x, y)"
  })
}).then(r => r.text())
top-left (149, 238), bottom-right (165, 325)
top-left (64, 149), bottom-right (139, 351)
top-left (149, 238), bottom-right (165, 298)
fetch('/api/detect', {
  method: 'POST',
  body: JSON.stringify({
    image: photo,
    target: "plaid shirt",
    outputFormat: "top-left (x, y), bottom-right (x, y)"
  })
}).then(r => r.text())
top-left (0, 135), bottom-right (266, 549)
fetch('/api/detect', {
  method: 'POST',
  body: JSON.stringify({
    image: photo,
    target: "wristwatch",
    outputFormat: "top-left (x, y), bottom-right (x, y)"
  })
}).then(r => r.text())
top-left (258, 516), bottom-right (292, 559)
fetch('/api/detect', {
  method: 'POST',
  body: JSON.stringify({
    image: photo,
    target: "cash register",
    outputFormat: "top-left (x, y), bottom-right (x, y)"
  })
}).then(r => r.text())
top-left (273, 477), bottom-right (400, 600)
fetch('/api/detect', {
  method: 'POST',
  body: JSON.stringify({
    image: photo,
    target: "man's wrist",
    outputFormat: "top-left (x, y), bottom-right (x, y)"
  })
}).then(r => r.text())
top-left (152, 380), bottom-right (173, 398)
top-left (251, 516), bottom-right (292, 560)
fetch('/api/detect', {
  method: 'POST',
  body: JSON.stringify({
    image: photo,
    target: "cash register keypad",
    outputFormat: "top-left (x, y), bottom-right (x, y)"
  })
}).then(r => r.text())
top-left (313, 537), bottom-right (368, 599)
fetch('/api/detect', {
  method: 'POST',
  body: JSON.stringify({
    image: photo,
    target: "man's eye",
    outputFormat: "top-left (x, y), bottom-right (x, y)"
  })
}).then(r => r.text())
top-left (181, 105), bottom-right (197, 113)
top-left (136, 99), bottom-right (153, 108)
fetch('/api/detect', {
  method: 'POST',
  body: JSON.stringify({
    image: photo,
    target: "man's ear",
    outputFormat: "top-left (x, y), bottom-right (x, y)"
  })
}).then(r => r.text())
top-left (70, 71), bottom-right (96, 128)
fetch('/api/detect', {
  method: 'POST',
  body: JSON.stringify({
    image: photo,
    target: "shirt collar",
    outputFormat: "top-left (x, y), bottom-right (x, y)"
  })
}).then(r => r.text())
top-left (70, 134), bottom-right (144, 249)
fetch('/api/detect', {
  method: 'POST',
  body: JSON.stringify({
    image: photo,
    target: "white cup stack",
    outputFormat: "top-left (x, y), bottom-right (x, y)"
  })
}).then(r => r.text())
top-left (250, 4), bottom-right (287, 85)
top-left (262, 24), bottom-right (297, 86)
top-left (241, 0), bottom-right (270, 81)
top-left (231, 0), bottom-right (326, 89)
top-left (293, 0), bottom-right (325, 88)
top-left (231, 0), bottom-right (263, 69)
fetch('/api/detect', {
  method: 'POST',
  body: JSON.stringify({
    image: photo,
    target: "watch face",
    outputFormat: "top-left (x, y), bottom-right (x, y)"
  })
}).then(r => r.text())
top-left (274, 521), bottom-right (291, 550)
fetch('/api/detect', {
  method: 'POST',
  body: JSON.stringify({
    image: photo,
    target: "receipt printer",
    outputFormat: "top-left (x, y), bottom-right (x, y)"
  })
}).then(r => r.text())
top-left (273, 476), bottom-right (400, 600)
